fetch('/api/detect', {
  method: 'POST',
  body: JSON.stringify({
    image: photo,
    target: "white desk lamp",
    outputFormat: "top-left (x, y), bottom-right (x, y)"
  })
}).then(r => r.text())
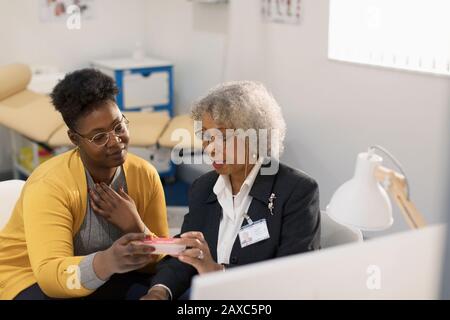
top-left (327, 145), bottom-right (426, 231)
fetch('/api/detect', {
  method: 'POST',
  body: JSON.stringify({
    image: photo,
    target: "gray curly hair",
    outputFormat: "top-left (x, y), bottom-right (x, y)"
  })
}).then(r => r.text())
top-left (191, 81), bottom-right (286, 157)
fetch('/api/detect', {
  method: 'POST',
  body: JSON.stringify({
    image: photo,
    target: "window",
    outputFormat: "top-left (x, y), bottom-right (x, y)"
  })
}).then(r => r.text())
top-left (328, 0), bottom-right (450, 76)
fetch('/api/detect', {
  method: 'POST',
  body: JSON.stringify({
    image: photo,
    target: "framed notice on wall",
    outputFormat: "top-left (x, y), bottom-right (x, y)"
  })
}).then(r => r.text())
top-left (261, 0), bottom-right (301, 25)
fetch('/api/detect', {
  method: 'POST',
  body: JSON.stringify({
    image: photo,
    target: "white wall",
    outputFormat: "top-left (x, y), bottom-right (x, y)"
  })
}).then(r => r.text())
top-left (0, 0), bottom-right (147, 172)
top-left (0, 0), bottom-right (147, 70)
top-left (144, 0), bottom-right (230, 115)
top-left (145, 0), bottom-right (450, 234)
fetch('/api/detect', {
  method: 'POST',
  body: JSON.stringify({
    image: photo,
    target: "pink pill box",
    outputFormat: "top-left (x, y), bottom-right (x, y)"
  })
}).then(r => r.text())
top-left (138, 237), bottom-right (186, 255)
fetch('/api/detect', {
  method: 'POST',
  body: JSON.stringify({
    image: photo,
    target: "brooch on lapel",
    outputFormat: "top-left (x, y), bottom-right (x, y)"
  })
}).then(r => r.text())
top-left (268, 193), bottom-right (276, 215)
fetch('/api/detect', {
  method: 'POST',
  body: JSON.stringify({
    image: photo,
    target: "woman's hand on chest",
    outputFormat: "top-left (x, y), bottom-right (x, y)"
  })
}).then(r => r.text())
top-left (89, 182), bottom-right (145, 233)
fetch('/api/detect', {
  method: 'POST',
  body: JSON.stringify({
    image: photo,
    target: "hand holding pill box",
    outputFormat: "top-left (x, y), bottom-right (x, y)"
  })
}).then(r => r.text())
top-left (135, 237), bottom-right (186, 255)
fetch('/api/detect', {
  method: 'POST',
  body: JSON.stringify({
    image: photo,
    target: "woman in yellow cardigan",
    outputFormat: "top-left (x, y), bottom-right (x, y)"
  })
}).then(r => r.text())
top-left (0, 69), bottom-right (169, 300)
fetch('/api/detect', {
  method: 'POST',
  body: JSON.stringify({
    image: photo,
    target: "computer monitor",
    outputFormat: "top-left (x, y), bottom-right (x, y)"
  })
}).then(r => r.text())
top-left (191, 225), bottom-right (446, 299)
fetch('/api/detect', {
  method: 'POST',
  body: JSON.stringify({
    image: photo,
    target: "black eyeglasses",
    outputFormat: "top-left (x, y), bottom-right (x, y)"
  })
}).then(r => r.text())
top-left (72, 114), bottom-right (130, 147)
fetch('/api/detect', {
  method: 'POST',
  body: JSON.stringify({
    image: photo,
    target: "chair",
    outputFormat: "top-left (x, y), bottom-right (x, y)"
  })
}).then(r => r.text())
top-left (0, 180), bottom-right (25, 230)
top-left (320, 210), bottom-right (363, 248)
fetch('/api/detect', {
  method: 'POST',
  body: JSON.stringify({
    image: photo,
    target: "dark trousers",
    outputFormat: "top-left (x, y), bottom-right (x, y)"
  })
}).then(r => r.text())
top-left (14, 272), bottom-right (151, 300)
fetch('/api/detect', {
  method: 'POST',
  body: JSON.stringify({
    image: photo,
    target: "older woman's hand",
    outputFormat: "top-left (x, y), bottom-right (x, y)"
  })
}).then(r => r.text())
top-left (174, 231), bottom-right (224, 274)
top-left (89, 182), bottom-right (145, 234)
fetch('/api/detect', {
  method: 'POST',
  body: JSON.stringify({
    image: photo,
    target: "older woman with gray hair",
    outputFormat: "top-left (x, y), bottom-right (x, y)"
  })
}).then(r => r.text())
top-left (142, 81), bottom-right (321, 300)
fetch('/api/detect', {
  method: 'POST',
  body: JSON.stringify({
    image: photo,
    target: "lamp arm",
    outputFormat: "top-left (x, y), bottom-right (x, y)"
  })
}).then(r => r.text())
top-left (374, 166), bottom-right (426, 229)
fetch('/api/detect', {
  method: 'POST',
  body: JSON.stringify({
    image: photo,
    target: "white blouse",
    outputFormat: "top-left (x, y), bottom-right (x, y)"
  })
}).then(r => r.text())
top-left (214, 158), bottom-right (263, 264)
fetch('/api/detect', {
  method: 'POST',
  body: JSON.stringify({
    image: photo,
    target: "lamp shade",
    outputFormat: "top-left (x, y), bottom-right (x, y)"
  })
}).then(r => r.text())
top-left (326, 152), bottom-right (393, 231)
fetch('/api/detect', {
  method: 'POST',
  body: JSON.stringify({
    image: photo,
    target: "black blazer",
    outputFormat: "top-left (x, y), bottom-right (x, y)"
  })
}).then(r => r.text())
top-left (151, 161), bottom-right (321, 298)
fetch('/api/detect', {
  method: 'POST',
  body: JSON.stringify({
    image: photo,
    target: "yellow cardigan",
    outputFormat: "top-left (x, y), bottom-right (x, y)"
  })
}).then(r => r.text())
top-left (0, 149), bottom-right (169, 300)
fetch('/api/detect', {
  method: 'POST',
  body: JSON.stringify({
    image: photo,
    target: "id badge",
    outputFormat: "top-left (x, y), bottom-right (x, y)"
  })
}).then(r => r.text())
top-left (239, 219), bottom-right (270, 248)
